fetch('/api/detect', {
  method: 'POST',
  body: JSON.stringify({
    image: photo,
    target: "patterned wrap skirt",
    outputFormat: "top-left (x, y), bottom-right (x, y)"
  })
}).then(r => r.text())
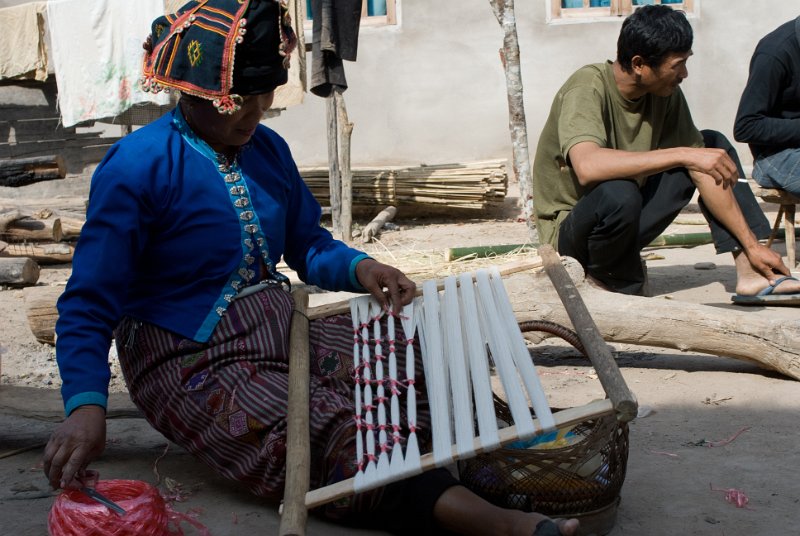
top-left (114, 285), bottom-right (457, 532)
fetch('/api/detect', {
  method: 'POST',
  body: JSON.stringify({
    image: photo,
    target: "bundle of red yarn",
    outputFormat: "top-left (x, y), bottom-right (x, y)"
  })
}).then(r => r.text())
top-left (48, 479), bottom-right (202, 536)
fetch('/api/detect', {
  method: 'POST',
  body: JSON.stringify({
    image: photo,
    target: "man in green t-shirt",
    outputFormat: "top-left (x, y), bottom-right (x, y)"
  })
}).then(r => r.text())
top-left (533, 5), bottom-right (800, 304)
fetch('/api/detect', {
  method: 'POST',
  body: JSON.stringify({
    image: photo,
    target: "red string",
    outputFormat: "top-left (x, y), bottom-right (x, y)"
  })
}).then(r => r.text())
top-left (48, 479), bottom-right (211, 536)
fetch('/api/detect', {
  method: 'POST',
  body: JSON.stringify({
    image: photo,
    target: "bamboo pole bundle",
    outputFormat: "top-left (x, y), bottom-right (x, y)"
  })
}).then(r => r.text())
top-left (300, 160), bottom-right (508, 212)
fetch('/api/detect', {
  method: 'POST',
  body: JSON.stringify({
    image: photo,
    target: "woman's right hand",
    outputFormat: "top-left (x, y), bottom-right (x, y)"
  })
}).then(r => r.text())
top-left (43, 405), bottom-right (107, 489)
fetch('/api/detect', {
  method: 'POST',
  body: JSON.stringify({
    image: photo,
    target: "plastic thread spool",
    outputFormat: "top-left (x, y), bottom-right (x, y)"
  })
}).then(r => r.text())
top-left (48, 479), bottom-right (182, 536)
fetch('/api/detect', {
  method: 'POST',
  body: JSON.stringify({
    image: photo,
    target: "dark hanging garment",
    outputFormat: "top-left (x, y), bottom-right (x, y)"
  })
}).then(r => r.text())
top-left (310, 0), bottom-right (362, 97)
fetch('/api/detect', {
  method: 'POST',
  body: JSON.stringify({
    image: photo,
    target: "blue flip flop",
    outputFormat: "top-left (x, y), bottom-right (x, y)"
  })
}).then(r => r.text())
top-left (731, 276), bottom-right (800, 306)
top-left (533, 519), bottom-right (563, 536)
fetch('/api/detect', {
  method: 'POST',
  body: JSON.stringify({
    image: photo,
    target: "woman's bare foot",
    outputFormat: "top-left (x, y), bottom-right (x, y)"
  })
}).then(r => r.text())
top-left (734, 251), bottom-right (800, 296)
top-left (433, 485), bottom-right (580, 536)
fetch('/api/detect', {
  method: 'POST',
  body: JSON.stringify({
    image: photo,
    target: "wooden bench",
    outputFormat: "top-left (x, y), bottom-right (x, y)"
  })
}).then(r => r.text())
top-left (754, 187), bottom-right (800, 270)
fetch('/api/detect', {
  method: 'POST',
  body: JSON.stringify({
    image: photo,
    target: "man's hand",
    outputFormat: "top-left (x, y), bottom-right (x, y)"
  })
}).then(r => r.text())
top-left (742, 242), bottom-right (790, 286)
top-left (43, 405), bottom-right (107, 490)
top-left (355, 258), bottom-right (416, 314)
top-left (685, 147), bottom-right (739, 187)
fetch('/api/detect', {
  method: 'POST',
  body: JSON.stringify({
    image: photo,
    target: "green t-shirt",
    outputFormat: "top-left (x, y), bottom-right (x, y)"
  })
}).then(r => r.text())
top-left (532, 61), bottom-right (704, 247)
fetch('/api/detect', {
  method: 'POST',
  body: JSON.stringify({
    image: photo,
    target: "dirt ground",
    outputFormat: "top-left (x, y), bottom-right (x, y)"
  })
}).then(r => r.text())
top-left (1, 182), bottom-right (799, 536)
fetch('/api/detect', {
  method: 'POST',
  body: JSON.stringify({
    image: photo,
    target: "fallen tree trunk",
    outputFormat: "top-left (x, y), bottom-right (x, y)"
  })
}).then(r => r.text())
top-left (23, 285), bottom-right (64, 344)
top-left (0, 257), bottom-right (40, 286)
top-left (0, 155), bottom-right (66, 188)
top-left (504, 258), bottom-right (800, 381)
top-left (19, 257), bottom-right (800, 381)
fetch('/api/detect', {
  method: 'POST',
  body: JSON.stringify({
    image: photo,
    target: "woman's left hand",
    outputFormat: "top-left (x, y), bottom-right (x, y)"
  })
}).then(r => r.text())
top-left (355, 258), bottom-right (416, 313)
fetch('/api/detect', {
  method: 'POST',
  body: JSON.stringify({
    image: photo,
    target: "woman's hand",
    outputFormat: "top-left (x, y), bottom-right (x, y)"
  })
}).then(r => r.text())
top-left (43, 405), bottom-right (107, 490)
top-left (355, 258), bottom-right (416, 314)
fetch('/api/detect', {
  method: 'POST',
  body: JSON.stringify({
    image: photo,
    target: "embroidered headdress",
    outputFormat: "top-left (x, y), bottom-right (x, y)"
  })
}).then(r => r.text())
top-left (141, 0), bottom-right (296, 114)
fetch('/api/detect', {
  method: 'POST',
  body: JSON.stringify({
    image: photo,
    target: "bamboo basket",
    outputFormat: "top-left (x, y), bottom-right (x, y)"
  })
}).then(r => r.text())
top-left (459, 400), bottom-right (628, 535)
top-left (458, 321), bottom-right (629, 536)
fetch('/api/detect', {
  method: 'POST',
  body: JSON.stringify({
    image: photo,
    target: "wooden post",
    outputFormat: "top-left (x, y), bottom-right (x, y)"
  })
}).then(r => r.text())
top-left (279, 287), bottom-right (311, 536)
top-left (326, 95), bottom-right (343, 240)
top-left (489, 0), bottom-right (535, 241)
top-left (538, 245), bottom-right (637, 422)
top-left (335, 90), bottom-right (354, 243)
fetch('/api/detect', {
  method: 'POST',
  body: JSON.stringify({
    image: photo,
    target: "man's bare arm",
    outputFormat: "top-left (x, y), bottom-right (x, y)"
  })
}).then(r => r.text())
top-left (568, 142), bottom-right (739, 186)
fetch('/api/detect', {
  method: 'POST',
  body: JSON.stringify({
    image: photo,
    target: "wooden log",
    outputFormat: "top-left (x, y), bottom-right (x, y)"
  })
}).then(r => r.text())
top-left (23, 285), bottom-right (64, 345)
top-left (58, 215), bottom-right (85, 241)
top-left (539, 245), bottom-right (637, 422)
top-left (0, 155), bottom-right (66, 187)
top-left (279, 287), bottom-right (311, 536)
top-left (1, 242), bottom-right (73, 264)
top-left (2, 216), bottom-right (62, 242)
top-left (0, 257), bottom-right (40, 286)
top-left (0, 210), bottom-right (21, 232)
top-left (361, 205), bottom-right (396, 243)
top-left (0, 196), bottom-right (88, 214)
top-left (504, 257), bottom-right (800, 381)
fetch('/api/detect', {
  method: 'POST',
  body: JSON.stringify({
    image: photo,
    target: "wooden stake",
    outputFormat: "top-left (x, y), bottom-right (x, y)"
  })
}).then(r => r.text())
top-left (538, 245), bottom-right (637, 422)
top-left (326, 94), bottom-right (342, 240)
top-left (279, 287), bottom-right (311, 536)
top-left (489, 0), bottom-right (535, 240)
top-left (336, 90), bottom-right (354, 243)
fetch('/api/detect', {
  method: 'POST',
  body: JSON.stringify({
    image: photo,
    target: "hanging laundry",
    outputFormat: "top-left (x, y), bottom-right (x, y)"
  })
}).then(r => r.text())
top-left (46, 0), bottom-right (170, 127)
top-left (309, 0), bottom-right (362, 97)
top-left (0, 2), bottom-right (48, 82)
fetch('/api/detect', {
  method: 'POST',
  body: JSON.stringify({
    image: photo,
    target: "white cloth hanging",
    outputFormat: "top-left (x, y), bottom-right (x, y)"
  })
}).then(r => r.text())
top-left (0, 2), bottom-right (48, 82)
top-left (46, 0), bottom-right (170, 127)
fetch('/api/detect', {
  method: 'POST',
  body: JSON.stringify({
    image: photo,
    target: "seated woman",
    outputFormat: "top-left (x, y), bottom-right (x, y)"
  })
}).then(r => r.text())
top-left (42, 1), bottom-right (577, 535)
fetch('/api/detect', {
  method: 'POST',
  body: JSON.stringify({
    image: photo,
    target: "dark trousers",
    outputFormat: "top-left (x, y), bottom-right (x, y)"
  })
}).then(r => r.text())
top-left (557, 130), bottom-right (771, 295)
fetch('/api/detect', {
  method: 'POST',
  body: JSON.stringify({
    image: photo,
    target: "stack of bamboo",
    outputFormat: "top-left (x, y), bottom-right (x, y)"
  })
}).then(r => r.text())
top-left (300, 159), bottom-right (508, 212)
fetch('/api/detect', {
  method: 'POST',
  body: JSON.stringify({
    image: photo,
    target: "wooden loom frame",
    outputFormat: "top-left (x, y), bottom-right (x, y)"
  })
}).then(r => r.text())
top-left (277, 244), bottom-right (638, 535)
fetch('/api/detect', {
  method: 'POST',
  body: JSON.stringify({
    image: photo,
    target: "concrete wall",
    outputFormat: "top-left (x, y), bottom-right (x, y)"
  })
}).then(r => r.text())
top-left (267, 1), bottom-right (800, 170)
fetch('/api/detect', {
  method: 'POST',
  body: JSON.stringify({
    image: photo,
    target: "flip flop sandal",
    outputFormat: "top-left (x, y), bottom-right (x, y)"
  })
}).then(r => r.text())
top-left (731, 275), bottom-right (800, 305)
top-left (533, 519), bottom-right (562, 536)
